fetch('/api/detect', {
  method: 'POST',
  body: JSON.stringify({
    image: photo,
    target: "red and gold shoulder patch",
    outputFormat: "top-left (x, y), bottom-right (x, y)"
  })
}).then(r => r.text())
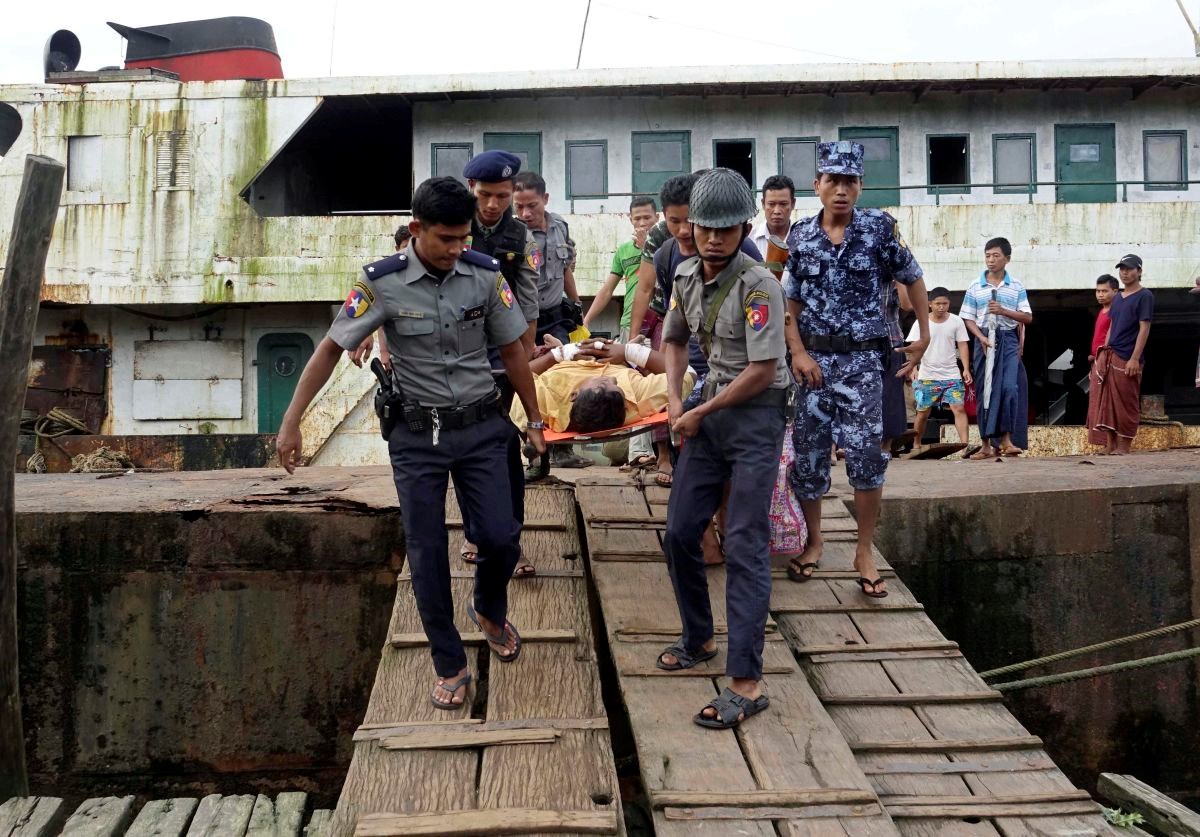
top-left (744, 289), bottom-right (770, 331)
top-left (497, 275), bottom-right (515, 308)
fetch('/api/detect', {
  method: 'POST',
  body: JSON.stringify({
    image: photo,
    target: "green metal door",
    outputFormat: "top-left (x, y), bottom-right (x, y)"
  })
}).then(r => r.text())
top-left (257, 333), bottom-right (314, 433)
top-left (484, 132), bottom-right (542, 175)
top-left (1055, 124), bottom-right (1116, 203)
top-left (839, 127), bottom-right (900, 208)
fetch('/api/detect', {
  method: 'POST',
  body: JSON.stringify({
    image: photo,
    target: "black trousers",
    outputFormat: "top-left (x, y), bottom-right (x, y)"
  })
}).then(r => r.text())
top-left (388, 411), bottom-right (522, 677)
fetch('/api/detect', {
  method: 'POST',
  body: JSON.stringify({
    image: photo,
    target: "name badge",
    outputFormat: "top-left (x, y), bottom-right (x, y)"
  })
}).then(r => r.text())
top-left (462, 304), bottom-right (486, 321)
top-left (396, 309), bottom-right (425, 319)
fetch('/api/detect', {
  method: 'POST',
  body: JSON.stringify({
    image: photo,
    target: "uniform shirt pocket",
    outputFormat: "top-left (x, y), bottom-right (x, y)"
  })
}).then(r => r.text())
top-left (390, 318), bottom-right (436, 358)
top-left (716, 309), bottom-right (747, 340)
top-left (457, 317), bottom-right (487, 354)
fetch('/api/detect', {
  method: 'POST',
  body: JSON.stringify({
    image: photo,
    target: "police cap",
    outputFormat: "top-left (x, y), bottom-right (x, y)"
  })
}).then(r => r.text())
top-left (816, 140), bottom-right (865, 177)
top-left (463, 150), bottom-right (522, 182)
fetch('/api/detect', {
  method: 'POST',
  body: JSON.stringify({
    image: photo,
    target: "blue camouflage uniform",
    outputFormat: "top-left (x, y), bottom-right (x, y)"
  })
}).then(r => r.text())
top-left (785, 141), bottom-right (923, 499)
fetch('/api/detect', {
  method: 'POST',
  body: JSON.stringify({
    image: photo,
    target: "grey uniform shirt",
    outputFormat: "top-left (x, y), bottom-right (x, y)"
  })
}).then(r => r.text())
top-left (327, 243), bottom-right (527, 407)
top-left (476, 217), bottom-right (541, 323)
top-left (531, 212), bottom-right (576, 311)
top-left (662, 250), bottom-right (791, 389)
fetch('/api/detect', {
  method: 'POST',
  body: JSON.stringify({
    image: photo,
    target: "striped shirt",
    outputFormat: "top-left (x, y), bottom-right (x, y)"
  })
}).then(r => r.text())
top-left (960, 271), bottom-right (1031, 332)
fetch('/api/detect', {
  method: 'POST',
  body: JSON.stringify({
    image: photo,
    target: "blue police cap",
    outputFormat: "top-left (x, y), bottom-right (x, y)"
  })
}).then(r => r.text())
top-left (463, 150), bottom-right (522, 182)
top-left (816, 141), bottom-right (865, 177)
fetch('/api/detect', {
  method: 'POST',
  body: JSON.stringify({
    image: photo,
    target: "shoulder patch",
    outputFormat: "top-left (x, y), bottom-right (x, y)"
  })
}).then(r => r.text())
top-left (362, 252), bottom-right (408, 280)
top-left (744, 289), bottom-right (771, 332)
top-left (460, 249), bottom-right (501, 270)
top-left (496, 275), bottom-right (515, 308)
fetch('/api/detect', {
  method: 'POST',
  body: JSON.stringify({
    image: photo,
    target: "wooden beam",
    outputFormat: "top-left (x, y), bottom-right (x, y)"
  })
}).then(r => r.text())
top-left (60, 797), bottom-right (138, 837)
top-left (662, 803), bottom-right (884, 821)
top-left (649, 789), bottom-right (879, 809)
top-left (355, 809), bottom-right (618, 836)
top-left (850, 736), bottom-right (1043, 753)
top-left (379, 728), bottom-right (562, 751)
top-left (773, 603), bottom-right (924, 614)
top-left (355, 717), bottom-right (609, 742)
top-left (0, 154), bottom-right (65, 799)
top-left (390, 629), bottom-right (577, 648)
top-left (861, 757), bottom-right (1055, 775)
top-left (887, 801), bottom-right (1099, 818)
top-left (590, 551), bottom-right (663, 562)
top-left (0, 797), bottom-right (68, 837)
top-left (445, 518), bottom-right (566, 530)
top-left (794, 641), bottom-right (958, 655)
top-left (808, 649), bottom-right (962, 664)
top-left (1097, 773), bottom-right (1200, 836)
top-left (125, 800), bottom-right (200, 837)
top-left (819, 691), bottom-right (1003, 706)
top-left (880, 791), bottom-right (1092, 807)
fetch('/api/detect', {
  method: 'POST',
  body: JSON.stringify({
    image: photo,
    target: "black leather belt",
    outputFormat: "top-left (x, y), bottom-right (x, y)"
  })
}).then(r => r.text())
top-left (800, 332), bottom-right (889, 354)
top-left (406, 389), bottom-right (501, 431)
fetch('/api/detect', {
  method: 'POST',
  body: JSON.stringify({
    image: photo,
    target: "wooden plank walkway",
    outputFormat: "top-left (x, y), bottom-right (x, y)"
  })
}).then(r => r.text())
top-left (329, 483), bottom-right (621, 837)
top-left (578, 474), bottom-right (1120, 836)
top-left (0, 796), bottom-right (321, 837)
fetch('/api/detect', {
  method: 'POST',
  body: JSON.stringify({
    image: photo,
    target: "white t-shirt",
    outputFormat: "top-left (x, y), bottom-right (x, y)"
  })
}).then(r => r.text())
top-left (907, 313), bottom-right (968, 381)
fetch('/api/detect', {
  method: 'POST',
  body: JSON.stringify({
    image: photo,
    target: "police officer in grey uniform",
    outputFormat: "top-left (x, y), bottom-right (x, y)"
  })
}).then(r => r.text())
top-left (513, 170), bottom-right (581, 345)
top-left (276, 177), bottom-right (547, 711)
top-left (658, 168), bottom-right (792, 730)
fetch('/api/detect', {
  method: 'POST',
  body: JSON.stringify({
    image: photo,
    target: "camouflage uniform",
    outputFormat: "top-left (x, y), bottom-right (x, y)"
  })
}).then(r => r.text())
top-left (785, 142), bottom-right (923, 499)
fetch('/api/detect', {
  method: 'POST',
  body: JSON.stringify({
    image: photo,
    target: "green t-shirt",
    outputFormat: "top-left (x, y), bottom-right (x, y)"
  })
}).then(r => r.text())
top-left (610, 239), bottom-right (643, 329)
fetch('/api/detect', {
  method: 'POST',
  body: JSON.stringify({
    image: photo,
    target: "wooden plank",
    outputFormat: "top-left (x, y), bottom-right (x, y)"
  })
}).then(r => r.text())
top-left (861, 758), bottom-right (1056, 775)
top-left (887, 802), bottom-right (1099, 818)
top-left (1097, 773), bottom-right (1200, 836)
top-left (772, 570), bottom-right (897, 580)
top-left (125, 799), bottom-right (200, 837)
top-left (586, 513), bottom-right (667, 525)
top-left (590, 550), bottom-right (664, 561)
top-left (356, 717), bottom-right (609, 741)
top-left (354, 808), bottom-right (618, 836)
top-left (60, 798), bottom-right (138, 837)
top-left (445, 518), bottom-right (567, 530)
top-left (246, 795), bottom-right (307, 837)
top-left (810, 650), bottom-right (962, 664)
top-left (774, 604), bottom-right (925, 614)
top-left (1, 155), bottom-right (66, 799)
top-left (663, 803), bottom-right (886, 821)
top-left (850, 737), bottom-right (1043, 753)
top-left (0, 798), bottom-right (67, 837)
top-left (302, 812), bottom-right (332, 837)
top-left (649, 789), bottom-right (878, 808)
top-left (797, 641), bottom-right (958, 656)
top-left (389, 629), bottom-right (577, 648)
top-left (880, 792), bottom-right (1092, 807)
top-left (781, 818), bottom-right (901, 837)
top-left (398, 569), bottom-right (584, 580)
top-left (612, 638), bottom-right (795, 677)
top-left (379, 728), bottom-right (561, 750)
top-left (184, 796), bottom-right (255, 837)
top-left (820, 692), bottom-right (1003, 706)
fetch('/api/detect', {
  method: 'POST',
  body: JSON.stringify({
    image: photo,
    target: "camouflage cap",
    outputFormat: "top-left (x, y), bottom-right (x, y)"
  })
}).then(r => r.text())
top-left (816, 140), bottom-right (865, 177)
top-left (687, 167), bottom-right (756, 228)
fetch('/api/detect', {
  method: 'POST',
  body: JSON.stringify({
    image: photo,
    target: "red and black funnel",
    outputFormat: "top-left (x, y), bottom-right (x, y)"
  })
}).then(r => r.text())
top-left (108, 16), bottom-right (283, 81)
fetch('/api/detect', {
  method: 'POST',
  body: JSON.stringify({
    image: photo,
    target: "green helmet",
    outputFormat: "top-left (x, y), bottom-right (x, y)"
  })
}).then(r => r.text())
top-left (688, 167), bottom-right (756, 228)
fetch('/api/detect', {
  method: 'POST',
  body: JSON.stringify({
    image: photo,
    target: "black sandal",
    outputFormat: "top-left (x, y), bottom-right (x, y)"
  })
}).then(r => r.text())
top-left (694, 687), bottom-right (770, 729)
top-left (786, 558), bottom-right (818, 583)
top-left (857, 577), bottom-right (889, 599)
top-left (431, 672), bottom-right (472, 710)
top-left (655, 640), bottom-right (718, 671)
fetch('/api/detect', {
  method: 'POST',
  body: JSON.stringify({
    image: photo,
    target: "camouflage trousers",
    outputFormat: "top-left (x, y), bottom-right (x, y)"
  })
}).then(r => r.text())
top-left (790, 350), bottom-right (889, 499)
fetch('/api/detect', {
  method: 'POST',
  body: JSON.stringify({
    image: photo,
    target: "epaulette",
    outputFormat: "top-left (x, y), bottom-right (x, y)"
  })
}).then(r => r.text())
top-left (362, 252), bottom-right (408, 280)
top-left (460, 249), bottom-right (501, 270)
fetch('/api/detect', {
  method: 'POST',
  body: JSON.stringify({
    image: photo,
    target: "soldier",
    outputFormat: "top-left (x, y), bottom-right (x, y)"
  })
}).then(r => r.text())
top-left (275, 177), bottom-right (547, 711)
top-left (784, 141), bottom-right (929, 598)
top-left (657, 168), bottom-right (792, 730)
top-left (513, 171), bottom-right (582, 345)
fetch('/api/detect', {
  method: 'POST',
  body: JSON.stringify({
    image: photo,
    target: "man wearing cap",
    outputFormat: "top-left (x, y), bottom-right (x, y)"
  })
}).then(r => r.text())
top-left (959, 237), bottom-right (1033, 459)
top-left (1089, 254), bottom-right (1154, 455)
top-left (784, 141), bottom-right (929, 599)
top-left (276, 176), bottom-right (546, 711)
top-left (657, 168), bottom-right (792, 730)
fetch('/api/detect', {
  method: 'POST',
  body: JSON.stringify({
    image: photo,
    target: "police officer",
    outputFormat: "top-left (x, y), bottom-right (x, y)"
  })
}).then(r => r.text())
top-left (513, 170), bottom-right (581, 345)
top-left (784, 141), bottom-right (929, 598)
top-left (276, 177), bottom-right (547, 711)
top-left (658, 168), bottom-right (792, 730)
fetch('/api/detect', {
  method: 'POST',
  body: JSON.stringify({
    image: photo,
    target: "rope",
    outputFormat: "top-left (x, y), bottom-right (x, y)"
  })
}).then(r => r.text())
top-left (979, 617), bottom-right (1200, 679)
top-left (21, 407), bottom-right (91, 473)
top-left (992, 646), bottom-right (1200, 693)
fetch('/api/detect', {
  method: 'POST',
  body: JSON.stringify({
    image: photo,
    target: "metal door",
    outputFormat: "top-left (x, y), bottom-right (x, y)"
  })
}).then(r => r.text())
top-left (1055, 124), bottom-right (1116, 204)
top-left (839, 126), bottom-right (900, 208)
top-left (257, 333), bottom-right (313, 433)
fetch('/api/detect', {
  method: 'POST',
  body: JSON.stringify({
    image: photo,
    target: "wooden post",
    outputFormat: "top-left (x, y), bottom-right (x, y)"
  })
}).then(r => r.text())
top-left (0, 154), bottom-right (65, 799)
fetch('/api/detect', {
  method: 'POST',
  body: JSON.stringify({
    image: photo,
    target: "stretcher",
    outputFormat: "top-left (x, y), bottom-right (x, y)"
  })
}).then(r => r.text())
top-left (523, 411), bottom-right (671, 480)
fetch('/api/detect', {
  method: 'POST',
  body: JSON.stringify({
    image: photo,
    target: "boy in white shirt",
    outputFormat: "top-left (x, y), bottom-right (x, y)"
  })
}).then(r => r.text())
top-left (906, 287), bottom-right (972, 445)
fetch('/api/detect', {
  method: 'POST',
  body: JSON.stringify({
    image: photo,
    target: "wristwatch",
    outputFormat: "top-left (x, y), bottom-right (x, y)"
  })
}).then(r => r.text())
top-left (526, 420), bottom-right (545, 430)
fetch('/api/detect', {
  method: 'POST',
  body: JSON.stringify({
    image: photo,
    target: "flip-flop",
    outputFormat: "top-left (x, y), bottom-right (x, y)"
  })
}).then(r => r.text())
top-left (656, 640), bottom-right (719, 671)
top-left (620, 454), bottom-right (657, 472)
top-left (1000, 446), bottom-right (1024, 457)
top-left (967, 449), bottom-right (994, 461)
top-left (857, 577), bottom-right (889, 599)
top-left (431, 672), bottom-right (472, 710)
top-left (654, 470), bottom-right (673, 488)
top-left (694, 687), bottom-right (770, 729)
top-left (466, 603), bottom-right (522, 663)
top-left (787, 559), bottom-right (819, 583)
top-left (460, 542), bottom-right (482, 565)
top-left (513, 563), bottom-right (537, 579)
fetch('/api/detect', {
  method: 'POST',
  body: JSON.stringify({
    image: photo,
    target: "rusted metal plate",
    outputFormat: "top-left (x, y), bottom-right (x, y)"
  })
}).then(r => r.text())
top-left (24, 346), bottom-right (109, 433)
top-left (133, 340), bottom-right (244, 380)
top-left (131, 379), bottom-right (243, 420)
top-left (15, 433), bottom-right (277, 472)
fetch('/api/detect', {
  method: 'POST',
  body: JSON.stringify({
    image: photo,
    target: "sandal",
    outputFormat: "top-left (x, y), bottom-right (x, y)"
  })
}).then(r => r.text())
top-left (431, 672), bottom-right (472, 710)
top-left (460, 541), bottom-right (482, 565)
top-left (967, 448), bottom-right (995, 461)
top-left (467, 603), bottom-right (522, 663)
top-left (694, 687), bottom-right (770, 730)
top-left (857, 577), bottom-right (889, 599)
top-left (621, 454), bottom-right (657, 472)
top-left (786, 558), bottom-right (819, 583)
top-left (656, 640), bottom-right (718, 671)
top-left (513, 562), bottom-right (537, 579)
top-left (654, 470), bottom-right (673, 488)
top-left (1000, 445), bottom-right (1024, 457)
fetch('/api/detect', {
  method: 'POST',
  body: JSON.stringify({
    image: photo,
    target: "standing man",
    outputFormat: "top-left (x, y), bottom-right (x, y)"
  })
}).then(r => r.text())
top-left (657, 168), bottom-right (791, 730)
top-left (276, 177), bottom-right (546, 710)
top-left (960, 237), bottom-right (1032, 459)
top-left (785, 141), bottom-right (929, 597)
top-left (584, 196), bottom-right (659, 341)
top-left (1089, 254), bottom-right (1154, 455)
top-left (750, 174), bottom-right (797, 264)
top-left (908, 287), bottom-right (972, 446)
top-left (513, 171), bottom-right (582, 345)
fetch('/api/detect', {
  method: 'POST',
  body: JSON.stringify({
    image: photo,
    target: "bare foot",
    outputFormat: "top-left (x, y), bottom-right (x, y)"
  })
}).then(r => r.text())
top-left (474, 610), bottom-right (519, 659)
top-left (853, 544), bottom-right (886, 595)
top-left (432, 666), bottom-right (471, 707)
top-left (698, 676), bottom-right (762, 722)
top-left (659, 637), bottom-right (716, 668)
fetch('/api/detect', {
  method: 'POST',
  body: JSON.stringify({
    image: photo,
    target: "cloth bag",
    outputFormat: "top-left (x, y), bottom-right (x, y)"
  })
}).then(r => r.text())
top-left (769, 420), bottom-right (808, 556)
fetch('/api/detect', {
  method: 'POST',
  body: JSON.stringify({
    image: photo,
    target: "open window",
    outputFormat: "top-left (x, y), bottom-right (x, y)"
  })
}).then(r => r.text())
top-left (927, 134), bottom-right (970, 194)
top-left (713, 139), bottom-right (754, 189)
top-left (240, 95), bottom-right (413, 216)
